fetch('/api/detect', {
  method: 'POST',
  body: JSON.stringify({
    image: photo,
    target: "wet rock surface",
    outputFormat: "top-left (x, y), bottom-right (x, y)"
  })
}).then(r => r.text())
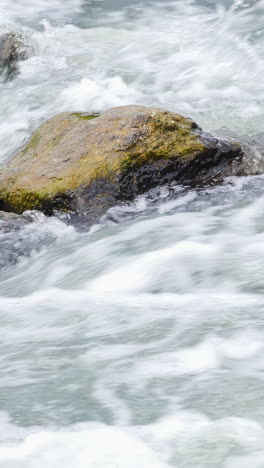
top-left (0, 32), bottom-right (30, 81)
top-left (0, 105), bottom-right (243, 223)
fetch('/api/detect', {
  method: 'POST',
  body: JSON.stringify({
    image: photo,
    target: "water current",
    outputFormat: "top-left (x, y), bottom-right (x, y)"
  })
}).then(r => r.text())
top-left (1, 0), bottom-right (264, 466)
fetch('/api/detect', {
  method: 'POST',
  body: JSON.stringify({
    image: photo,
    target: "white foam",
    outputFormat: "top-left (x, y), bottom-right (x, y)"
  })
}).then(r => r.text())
top-left (0, 423), bottom-right (170, 468)
top-left (60, 76), bottom-right (142, 112)
top-left (1, 413), bottom-right (264, 468)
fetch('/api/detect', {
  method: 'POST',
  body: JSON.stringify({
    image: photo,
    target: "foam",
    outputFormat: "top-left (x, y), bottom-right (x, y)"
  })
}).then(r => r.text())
top-left (1, 413), bottom-right (264, 467)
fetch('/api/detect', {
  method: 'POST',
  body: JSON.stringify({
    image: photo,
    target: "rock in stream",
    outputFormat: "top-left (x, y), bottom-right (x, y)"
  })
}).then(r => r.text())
top-left (0, 32), bottom-right (30, 81)
top-left (0, 105), bottom-right (243, 223)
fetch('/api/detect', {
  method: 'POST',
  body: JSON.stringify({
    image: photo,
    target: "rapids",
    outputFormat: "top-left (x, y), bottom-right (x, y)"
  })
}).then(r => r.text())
top-left (1, 1), bottom-right (264, 467)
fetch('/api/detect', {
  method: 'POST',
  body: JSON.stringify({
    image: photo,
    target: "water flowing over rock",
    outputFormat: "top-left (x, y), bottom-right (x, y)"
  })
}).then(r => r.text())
top-left (0, 211), bottom-right (32, 269)
top-left (0, 210), bottom-right (32, 233)
top-left (0, 32), bottom-right (30, 81)
top-left (0, 105), bottom-right (243, 222)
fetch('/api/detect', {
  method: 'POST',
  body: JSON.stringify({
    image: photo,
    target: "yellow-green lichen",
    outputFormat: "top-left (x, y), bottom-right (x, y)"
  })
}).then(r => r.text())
top-left (70, 112), bottom-right (100, 121)
top-left (0, 187), bottom-right (47, 213)
top-left (0, 106), bottom-right (222, 216)
top-left (22, 130), bottom-right (41, 152)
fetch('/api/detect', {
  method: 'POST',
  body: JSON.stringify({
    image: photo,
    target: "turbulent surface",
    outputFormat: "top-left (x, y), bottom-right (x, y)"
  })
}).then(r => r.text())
top-left (1, 0), bottom-right (264, 467)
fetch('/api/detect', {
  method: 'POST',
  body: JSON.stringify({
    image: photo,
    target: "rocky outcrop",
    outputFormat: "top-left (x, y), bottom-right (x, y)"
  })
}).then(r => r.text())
top-left (0, 105), bottom-right (243, 222)
top-left (0, 32), bottom-right (30, 81)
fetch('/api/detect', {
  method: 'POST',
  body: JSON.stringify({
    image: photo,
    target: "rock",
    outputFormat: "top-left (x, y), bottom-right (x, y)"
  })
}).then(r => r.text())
top-left (0, 32), bottom-right (30, 81)
top-left (0, 105), bottom-right (243, 222)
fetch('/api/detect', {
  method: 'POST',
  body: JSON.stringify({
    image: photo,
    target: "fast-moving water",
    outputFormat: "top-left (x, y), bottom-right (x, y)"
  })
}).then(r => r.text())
top-left (1, 0), bottom-right (264, 467)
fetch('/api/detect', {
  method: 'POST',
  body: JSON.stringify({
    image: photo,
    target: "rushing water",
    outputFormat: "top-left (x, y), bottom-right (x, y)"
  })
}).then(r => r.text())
top-left (1, 0), bottom-right (264, 467)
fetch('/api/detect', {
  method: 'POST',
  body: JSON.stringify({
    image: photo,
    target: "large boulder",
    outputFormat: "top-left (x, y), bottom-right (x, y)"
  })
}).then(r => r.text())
top-left (0, 32), bottom-right (30, 81)
top-left (0, 105), bottom-right (243, 222)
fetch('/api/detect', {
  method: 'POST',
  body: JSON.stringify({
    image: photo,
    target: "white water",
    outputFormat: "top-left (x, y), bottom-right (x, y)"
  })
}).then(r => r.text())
top-left (1, 0), bottom-right (264, 466)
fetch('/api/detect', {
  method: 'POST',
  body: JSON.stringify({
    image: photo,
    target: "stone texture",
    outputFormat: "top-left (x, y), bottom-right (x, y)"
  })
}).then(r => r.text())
top-left (0, 105), bottom-right (243, 221)
top-left (0, 32), bottom-right (30, 81)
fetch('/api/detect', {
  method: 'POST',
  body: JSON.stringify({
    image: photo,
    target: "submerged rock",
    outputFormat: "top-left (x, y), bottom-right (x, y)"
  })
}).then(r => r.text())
top-left (0, 105), bottom-right (243, 222)
top-left (0, 32), bottom-right (30, 81)
top-left (0, 211), bottom-right (32, 269)
top-left (0, 210), bottom-right (31, 233)
top-left (0, 210), bottom-right (69, 270)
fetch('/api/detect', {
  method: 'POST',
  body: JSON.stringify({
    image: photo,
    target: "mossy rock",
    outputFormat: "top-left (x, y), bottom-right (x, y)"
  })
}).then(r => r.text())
top-left (0, 105), bottom-right (243, 221)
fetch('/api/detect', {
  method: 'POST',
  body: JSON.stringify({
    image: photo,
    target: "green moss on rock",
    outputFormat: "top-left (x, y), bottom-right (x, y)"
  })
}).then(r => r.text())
top-left (0, 105), bottom-right (242, 218)
top-left (69, 112), bottom-right (100, 121)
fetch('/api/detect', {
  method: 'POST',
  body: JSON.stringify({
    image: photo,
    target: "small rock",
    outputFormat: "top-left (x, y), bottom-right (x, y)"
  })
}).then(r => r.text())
top-left (0, 32), bottom-right (30, 81)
